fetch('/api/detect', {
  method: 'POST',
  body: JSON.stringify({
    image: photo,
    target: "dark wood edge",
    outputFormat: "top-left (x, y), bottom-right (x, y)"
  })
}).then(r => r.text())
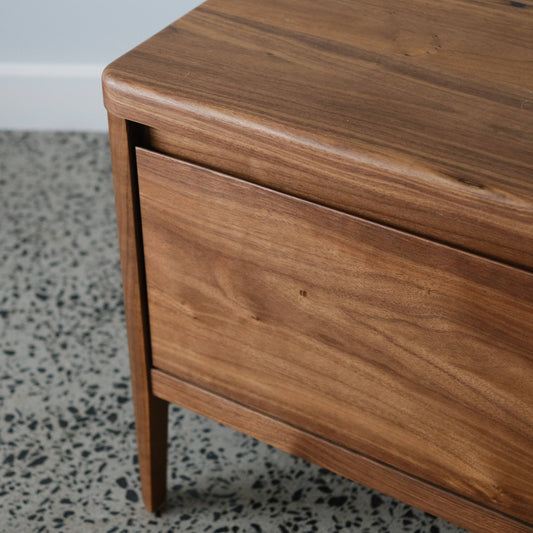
top-left (151, 368), bottom-right (533, 533)
top-left (108, 114), bottom-right (168, 511)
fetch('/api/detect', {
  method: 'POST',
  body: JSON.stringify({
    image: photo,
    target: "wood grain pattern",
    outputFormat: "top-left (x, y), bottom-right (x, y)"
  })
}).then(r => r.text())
top-left (136, 147), bottom-right (533, 524)
top-left (151, 369), bottom-right (533, 533)
top-left (107, 116), bottom-right (168, 511)
top-left (103, 0), bottom-right (533, 269)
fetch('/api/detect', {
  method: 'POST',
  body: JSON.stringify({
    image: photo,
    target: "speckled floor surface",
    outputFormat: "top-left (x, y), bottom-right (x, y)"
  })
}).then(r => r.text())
top-left (0, 132), bottom-right (470, 533)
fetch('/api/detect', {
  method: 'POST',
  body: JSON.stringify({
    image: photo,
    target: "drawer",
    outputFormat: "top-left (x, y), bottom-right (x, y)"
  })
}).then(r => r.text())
top-left (136, 147), bottom-right (533, 522)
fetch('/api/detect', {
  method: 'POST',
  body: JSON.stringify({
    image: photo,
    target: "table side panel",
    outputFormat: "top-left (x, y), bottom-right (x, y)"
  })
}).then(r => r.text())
top-left (136, 147), bottom-right (533, 523)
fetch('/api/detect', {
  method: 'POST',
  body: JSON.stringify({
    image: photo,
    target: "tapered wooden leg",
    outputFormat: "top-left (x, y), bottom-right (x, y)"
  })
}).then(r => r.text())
top-left (108, 113), bottom-right (168, 511)
top-left (135, 396), bottom-right (168, 511)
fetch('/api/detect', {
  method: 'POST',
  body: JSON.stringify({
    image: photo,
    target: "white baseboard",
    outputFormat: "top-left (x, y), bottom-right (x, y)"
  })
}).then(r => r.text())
top-left (0, 63), bottom-right (107, 131)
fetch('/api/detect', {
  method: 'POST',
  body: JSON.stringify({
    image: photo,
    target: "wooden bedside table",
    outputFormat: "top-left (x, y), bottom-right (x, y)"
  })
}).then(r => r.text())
top-left (102, 1), bottom-right (533, 531)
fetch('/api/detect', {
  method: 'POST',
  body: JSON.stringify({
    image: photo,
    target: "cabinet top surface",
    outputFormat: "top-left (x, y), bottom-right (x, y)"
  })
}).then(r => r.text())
top-left (103, 0), bottom-right (533, 268)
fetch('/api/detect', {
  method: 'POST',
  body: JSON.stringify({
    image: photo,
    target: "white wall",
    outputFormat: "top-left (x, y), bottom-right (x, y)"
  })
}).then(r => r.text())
top-left (0, 1), bottom-right (204, 131)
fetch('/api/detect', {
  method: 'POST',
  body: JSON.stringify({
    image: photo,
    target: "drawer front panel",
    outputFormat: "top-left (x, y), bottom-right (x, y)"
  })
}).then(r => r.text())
top-left (136, 147), bottom-right (533, 522)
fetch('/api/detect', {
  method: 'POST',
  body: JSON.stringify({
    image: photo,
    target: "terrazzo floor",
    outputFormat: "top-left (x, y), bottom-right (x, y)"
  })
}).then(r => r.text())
top-left (0, 131), bottom-right (469, 533)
